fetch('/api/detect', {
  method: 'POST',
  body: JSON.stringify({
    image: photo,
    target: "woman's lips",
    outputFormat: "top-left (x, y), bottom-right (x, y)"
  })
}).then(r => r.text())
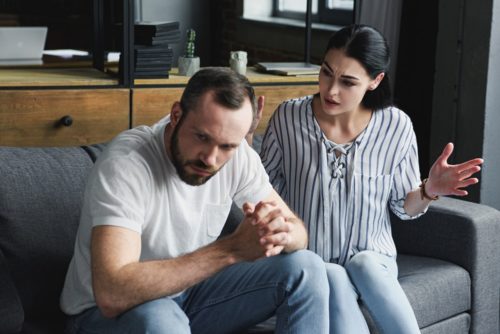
top-left (324, 97), bottom-right (340, 106)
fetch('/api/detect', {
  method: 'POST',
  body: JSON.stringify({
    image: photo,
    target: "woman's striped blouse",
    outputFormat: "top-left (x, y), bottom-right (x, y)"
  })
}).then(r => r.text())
top-left (260, 96), bottom-right (424, 265)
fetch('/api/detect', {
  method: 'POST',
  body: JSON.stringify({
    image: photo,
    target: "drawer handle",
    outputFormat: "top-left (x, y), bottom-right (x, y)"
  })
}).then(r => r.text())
top-left (60, 115), bottom-right (73, 127)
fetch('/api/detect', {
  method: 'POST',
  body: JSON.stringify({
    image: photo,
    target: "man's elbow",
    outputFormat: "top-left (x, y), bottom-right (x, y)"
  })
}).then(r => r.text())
top-left (94, 287), bottom-right (127, 318)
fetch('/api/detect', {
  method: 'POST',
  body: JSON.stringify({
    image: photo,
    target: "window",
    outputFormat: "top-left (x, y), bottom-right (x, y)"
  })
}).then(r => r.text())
top-left (273, 0), bottom-right (354, 26)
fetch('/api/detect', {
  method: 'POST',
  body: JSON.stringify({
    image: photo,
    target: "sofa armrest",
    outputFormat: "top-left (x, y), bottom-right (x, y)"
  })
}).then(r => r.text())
top-left (391, 196), bottom-right (500, 334)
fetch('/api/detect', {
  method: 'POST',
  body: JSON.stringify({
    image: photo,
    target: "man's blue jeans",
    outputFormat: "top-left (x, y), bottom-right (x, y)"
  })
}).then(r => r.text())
top-left (66, 250), bottom-right (329, 334)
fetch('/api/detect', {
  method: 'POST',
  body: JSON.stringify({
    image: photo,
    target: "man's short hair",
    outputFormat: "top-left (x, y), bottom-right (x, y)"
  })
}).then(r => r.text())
top-left (179, 67), bottom-right (257, 119)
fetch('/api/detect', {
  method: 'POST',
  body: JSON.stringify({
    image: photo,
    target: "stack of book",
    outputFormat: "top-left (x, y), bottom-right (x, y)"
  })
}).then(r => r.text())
top-left (133, 21), bottom-right (180, 78)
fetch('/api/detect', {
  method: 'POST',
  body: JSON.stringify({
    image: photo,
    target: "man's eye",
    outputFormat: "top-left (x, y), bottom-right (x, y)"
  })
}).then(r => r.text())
top-left (220, 145), bottom-right (235, 152)
top-left (197, 134), bottom-right (208, 141)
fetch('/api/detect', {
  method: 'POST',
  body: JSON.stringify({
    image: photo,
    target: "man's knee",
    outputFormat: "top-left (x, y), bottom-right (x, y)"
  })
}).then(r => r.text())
top-left (279, 249), bottom-right (325, 273)
top-left (274, 250), bottom-right (328, 289)
top-left (122, 298), bottom-right (190, 334)
top-left (325, 262), bottom-right (350, 286)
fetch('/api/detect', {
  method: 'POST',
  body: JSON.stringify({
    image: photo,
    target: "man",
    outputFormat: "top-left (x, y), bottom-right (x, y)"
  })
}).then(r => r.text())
top-left (60, 67), bottom-right (329, 333)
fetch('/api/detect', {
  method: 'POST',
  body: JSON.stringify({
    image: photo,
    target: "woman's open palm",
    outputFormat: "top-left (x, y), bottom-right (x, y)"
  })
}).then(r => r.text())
top-left (427, 143), bottom-right (484, 197)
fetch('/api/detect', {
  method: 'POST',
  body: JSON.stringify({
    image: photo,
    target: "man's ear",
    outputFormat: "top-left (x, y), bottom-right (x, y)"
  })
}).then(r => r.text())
top-left (170, 102), bottom-right (183, 127)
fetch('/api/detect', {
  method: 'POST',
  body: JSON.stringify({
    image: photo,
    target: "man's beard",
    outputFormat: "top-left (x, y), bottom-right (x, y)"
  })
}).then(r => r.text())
top-left (170, 124), bottom-right (218, 186)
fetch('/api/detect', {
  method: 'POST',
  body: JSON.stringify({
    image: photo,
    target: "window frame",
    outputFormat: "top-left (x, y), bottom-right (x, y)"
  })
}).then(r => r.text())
top-left (272, 0), bottom-right (354, 26)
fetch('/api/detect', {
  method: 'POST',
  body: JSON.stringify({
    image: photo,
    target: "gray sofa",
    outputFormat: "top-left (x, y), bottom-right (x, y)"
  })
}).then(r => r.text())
top-left (0, 143), bottom-right (499, 334)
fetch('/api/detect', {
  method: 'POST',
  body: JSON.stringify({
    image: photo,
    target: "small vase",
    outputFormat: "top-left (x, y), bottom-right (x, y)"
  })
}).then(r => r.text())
top-left (178, 56), bottom-right (200, 76)
top-left (229, 51), bottom-right (247, 75)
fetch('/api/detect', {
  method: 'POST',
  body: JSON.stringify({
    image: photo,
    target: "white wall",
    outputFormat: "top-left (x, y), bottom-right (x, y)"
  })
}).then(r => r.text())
top-left (481, 0), bottom-right (500, 209)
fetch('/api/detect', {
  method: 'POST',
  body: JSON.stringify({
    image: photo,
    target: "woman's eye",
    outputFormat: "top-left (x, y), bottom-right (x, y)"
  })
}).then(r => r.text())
top-left (321, 68), bottom-right (332, 77)
top-left (342, 80), bottom-right (355, 87)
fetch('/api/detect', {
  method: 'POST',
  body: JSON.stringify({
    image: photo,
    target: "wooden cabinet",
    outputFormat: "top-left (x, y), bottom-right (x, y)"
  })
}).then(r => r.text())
top-left (132, 84), bottom-right (318, 135)
top-left (0, 89), bottom-right (129, 147)
top-left (0, 66), bottom-right (130, 146)
top-left (253, 85), bottom-right (317, 135)
top-left (132, 68), bottom-right (318, 135)
top-left (132, 87), bottom-right (183, 128)
top-left (0, 67), bottom-right (129, 147)
top-left (0, 67), bottom-right (318, 146)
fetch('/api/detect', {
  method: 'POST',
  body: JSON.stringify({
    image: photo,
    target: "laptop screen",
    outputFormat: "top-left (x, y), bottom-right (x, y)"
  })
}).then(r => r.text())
top-left (0, 27), bottom-right (48, 64)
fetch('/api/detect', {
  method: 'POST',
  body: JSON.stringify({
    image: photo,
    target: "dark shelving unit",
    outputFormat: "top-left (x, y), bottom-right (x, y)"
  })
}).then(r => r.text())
top-left (93, 0), bottom-right (135, 87)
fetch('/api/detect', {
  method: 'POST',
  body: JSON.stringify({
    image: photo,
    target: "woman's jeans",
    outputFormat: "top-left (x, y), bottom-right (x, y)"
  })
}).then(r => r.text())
top-left (66, 250), bottom-right (329, 334)
top-left (326, 250), bottom-right (420, 334)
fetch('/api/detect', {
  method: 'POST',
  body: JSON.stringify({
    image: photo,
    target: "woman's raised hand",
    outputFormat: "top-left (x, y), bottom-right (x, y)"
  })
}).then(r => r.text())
top-left (426, 143), bottom-right (484, 197)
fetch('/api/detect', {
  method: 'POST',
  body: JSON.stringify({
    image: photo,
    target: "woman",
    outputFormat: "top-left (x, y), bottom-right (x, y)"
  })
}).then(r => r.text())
top-left (260, 24), bottom-right (483, 334)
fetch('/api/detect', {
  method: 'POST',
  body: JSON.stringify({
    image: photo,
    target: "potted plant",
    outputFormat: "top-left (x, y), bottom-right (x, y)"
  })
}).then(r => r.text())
top-left (178, 29), bottom-right (200, 76)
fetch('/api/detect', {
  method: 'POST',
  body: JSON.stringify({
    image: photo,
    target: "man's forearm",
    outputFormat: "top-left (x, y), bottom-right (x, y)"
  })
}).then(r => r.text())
top-left (93, 239), bottom-right (238, 318)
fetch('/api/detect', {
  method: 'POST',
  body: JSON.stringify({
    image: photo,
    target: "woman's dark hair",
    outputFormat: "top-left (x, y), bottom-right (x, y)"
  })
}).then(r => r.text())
top-left (325, 24), bottom-right (392, 110)
top-left (180, 67), bottom-right (257, 120)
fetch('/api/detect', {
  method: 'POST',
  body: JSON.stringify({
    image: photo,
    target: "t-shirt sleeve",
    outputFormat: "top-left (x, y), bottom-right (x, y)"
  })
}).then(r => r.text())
top-left (86, 157), bottom-right (150, 233)
top-left (231, 140), bottom-right (273, 208)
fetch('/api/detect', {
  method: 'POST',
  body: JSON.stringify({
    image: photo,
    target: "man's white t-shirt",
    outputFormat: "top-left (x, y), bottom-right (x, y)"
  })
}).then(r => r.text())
top-left (60, 116), bottom-right (273, 315)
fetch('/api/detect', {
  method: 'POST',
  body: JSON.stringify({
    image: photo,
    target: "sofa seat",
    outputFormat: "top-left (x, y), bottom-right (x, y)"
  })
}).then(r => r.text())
top-left (398, 255), bottom-right (470, 329)
top-left (244, 254), bottom-right (472, 334)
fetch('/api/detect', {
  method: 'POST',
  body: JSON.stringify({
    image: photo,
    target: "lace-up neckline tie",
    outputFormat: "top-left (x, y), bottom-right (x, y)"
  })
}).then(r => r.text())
top-left (326, 143), bottom-right (352, 179)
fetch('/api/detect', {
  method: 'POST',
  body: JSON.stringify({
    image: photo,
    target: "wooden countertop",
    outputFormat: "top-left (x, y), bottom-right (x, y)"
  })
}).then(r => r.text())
top-left (0, 66), bottom-right (318, 88)
top-left (0, 67), bottom-right (119, 87)
top-left (135, 67), bottom-right (319, 85)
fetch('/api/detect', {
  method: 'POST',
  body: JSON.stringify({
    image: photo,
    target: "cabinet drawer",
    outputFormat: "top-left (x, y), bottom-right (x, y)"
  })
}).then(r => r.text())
top-left (132, 87), bottom-right (183, 128)
top-left (132, 85), bottom-right (318, 135)
top-left (0, 89), bottom-right (130, 147)
top-left (253, 85), bottom-right (318, 135)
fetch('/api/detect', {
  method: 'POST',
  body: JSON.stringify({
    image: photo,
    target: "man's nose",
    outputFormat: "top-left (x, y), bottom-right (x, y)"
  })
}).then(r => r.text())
top-left (200, 145), bottom-right (218, 167)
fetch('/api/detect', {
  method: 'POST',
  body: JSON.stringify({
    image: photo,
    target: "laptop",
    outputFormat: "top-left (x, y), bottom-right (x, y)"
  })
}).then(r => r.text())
top-left (0, 27), bottom-right (48, 65)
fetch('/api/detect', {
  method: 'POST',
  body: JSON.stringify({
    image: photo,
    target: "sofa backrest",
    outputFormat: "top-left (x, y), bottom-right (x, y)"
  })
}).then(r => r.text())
top-left (0, 145), bottom-right (104, 333)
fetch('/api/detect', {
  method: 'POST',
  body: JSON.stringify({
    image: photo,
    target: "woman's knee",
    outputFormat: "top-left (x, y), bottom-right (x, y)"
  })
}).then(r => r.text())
top-left (345, 251), bottom-right (397, 286)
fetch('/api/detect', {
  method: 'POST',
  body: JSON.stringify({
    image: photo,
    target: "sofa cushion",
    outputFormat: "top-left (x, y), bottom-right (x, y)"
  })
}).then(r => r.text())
top-left (398, 255), bottom-right (470, 328)
top-left (0, 146), bottom-right (95, 332)
top-left (420, 313), bottom-right (470, 334)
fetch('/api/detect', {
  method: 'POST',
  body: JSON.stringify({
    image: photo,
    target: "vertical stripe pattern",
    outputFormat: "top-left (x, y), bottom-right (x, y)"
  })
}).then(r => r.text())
top-left (260, 96), bottom-right (422, 265)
